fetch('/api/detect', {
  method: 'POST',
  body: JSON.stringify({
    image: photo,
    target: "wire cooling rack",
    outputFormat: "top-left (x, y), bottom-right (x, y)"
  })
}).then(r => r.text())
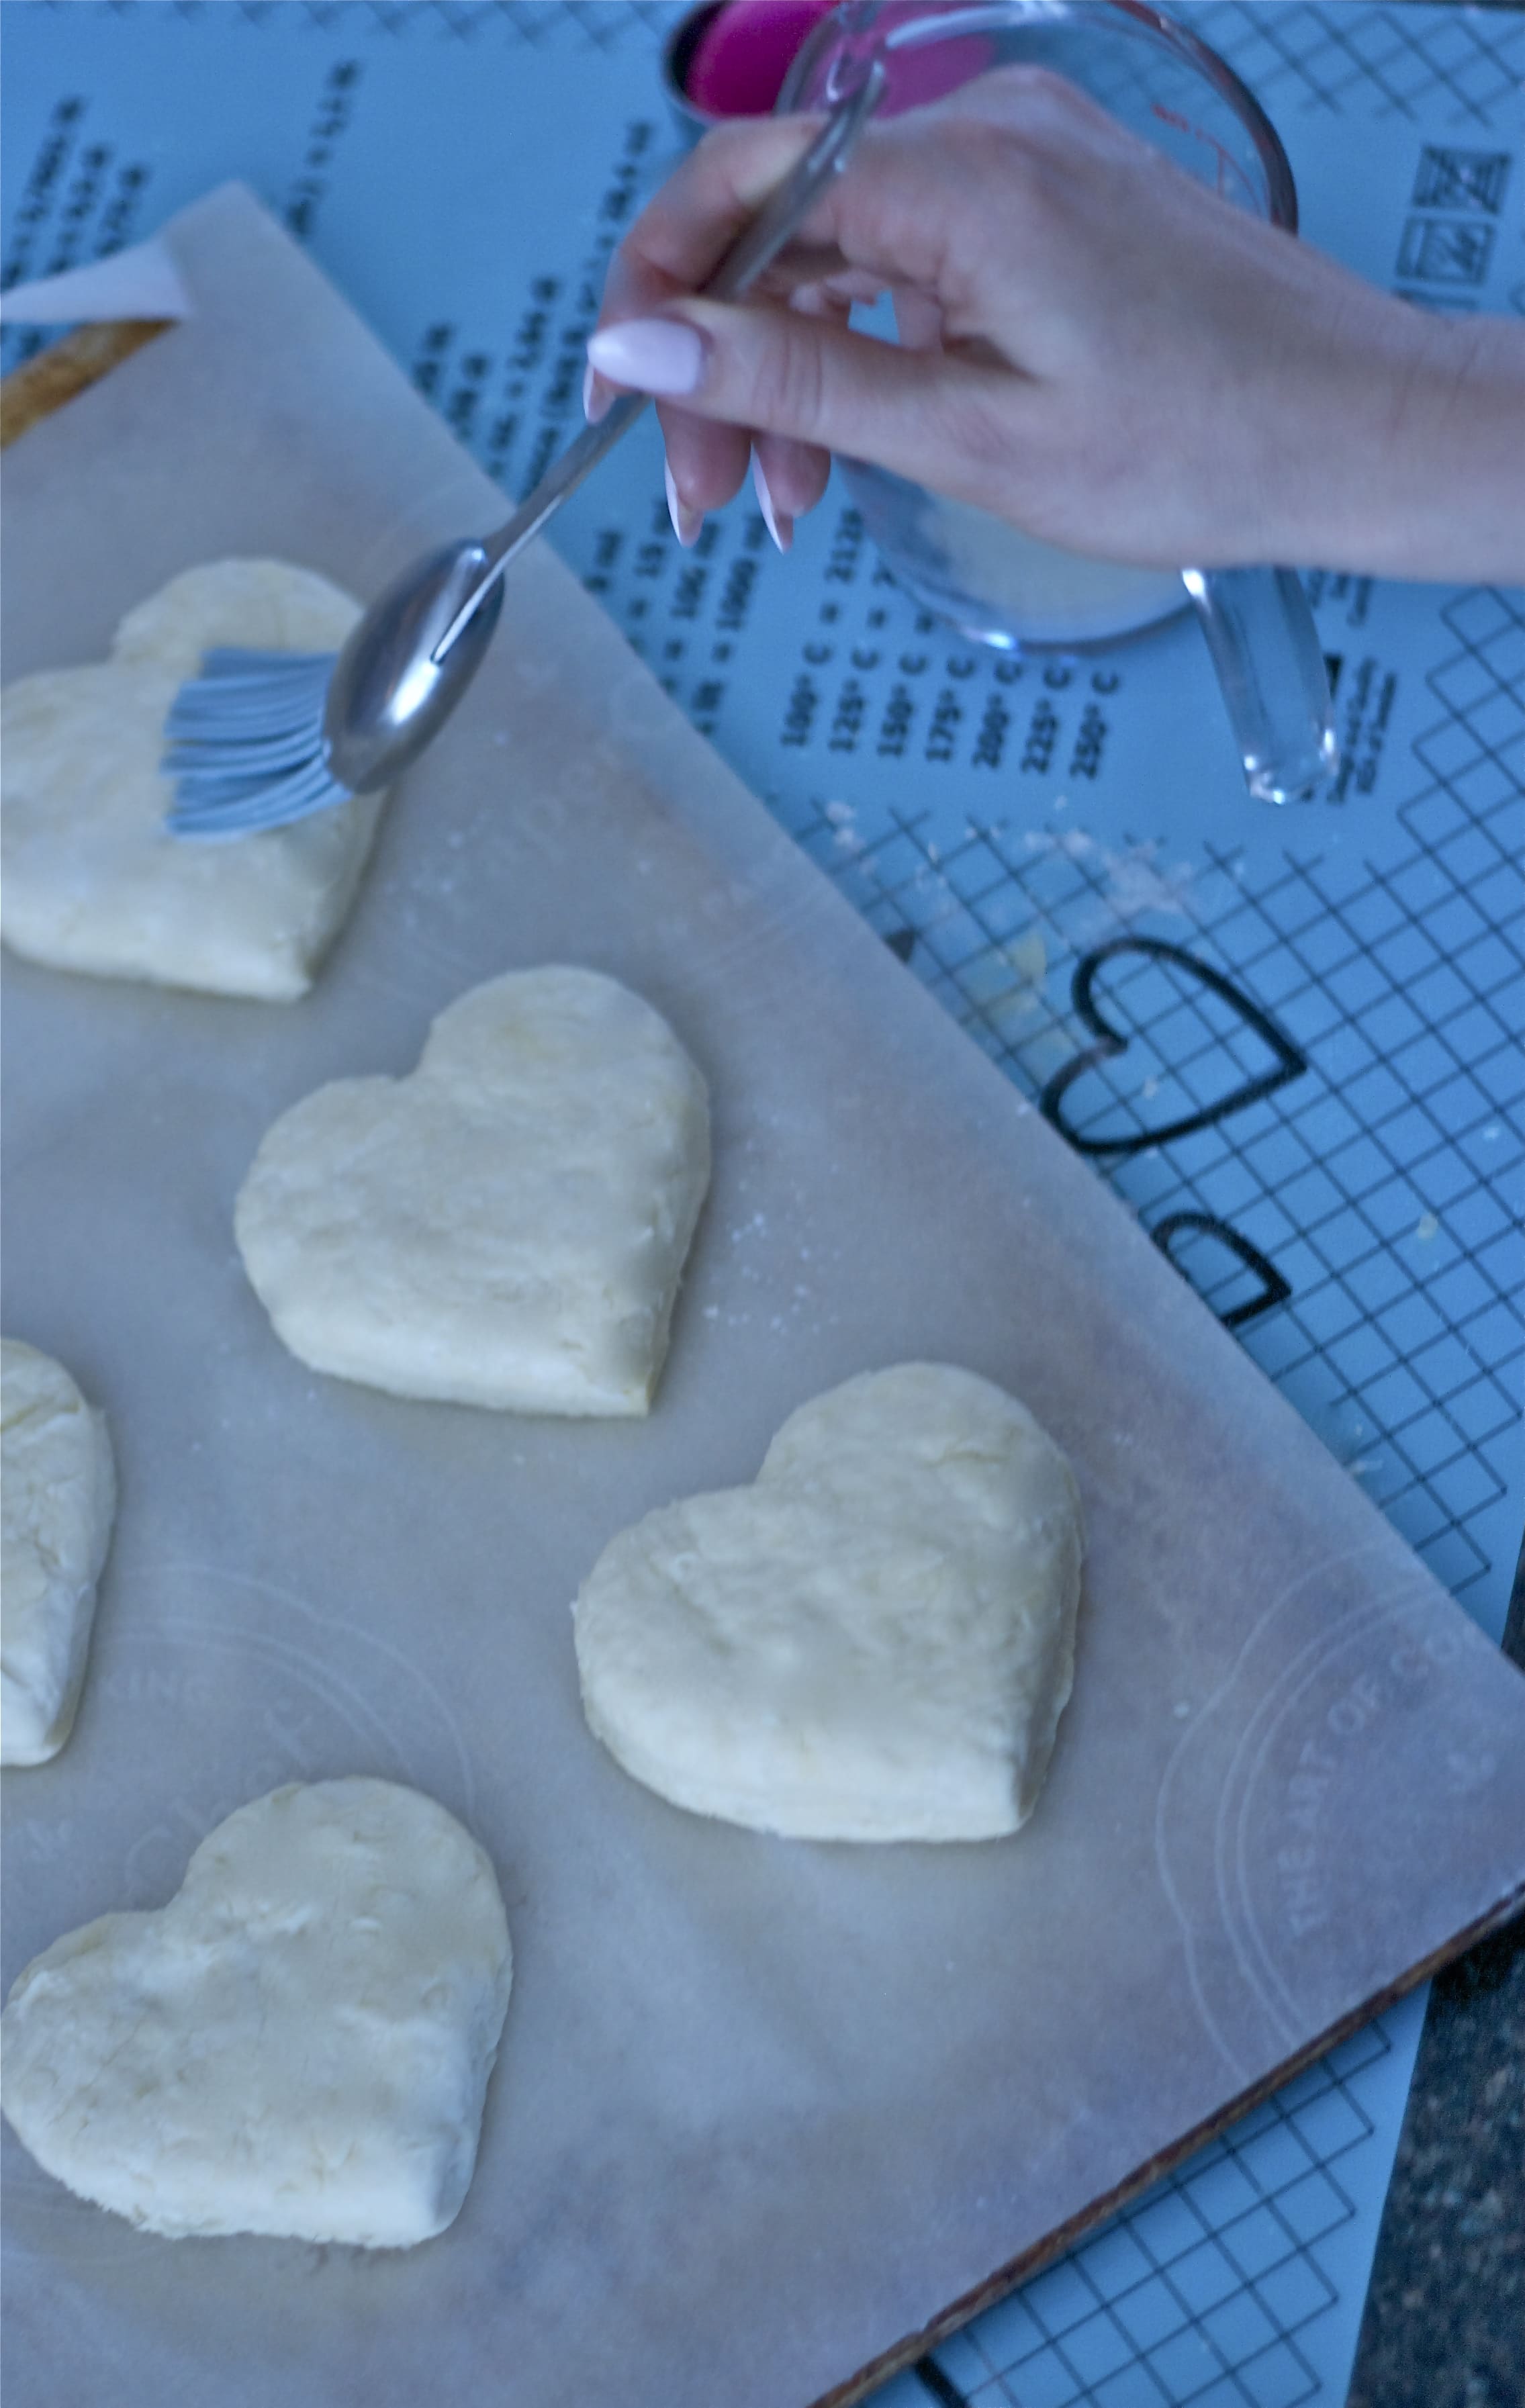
top-left (1191, 0), bottom-right (1524, 126)
top-left (768, 562), bottom-right (1520, 2405)
top-left (913, 2015), bottom-right (1410, 2408)
top-left (778, 580), bottom-right (1523, 1628)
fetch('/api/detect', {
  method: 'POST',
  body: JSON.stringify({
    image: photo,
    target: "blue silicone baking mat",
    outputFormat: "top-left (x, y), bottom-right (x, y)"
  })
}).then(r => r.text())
top-left (3, 7), bottom-right (1521, 2403)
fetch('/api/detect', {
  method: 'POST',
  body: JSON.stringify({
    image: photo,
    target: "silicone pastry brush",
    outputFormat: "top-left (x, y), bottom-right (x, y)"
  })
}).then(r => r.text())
top-left (163, 62), bottom-right (884, 840)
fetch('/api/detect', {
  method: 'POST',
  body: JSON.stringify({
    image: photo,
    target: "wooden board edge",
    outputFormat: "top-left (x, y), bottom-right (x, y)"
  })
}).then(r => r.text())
top-left (0, 319), bottom-right (175, 449)
top-left (817, 1878), bottom-right (1525, 2408)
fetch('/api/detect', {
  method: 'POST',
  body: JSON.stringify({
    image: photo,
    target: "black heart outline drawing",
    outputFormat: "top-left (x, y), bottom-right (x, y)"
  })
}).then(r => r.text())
top-left (1152, 1211), bottom-right (1293, 1328)
top-left (1039, 937), bottom-right (1308, 1156)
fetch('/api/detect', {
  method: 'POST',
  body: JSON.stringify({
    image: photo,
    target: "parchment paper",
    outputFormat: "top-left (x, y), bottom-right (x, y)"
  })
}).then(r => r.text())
top-left (3, 185), bottom-right (1523, 2408)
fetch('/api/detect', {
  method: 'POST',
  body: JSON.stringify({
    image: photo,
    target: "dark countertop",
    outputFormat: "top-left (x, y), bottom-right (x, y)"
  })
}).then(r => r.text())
top-left (1335, 14), bottom-right (1520, 2396)
top-left (1348, 1549), bottom-right (1525, 2408)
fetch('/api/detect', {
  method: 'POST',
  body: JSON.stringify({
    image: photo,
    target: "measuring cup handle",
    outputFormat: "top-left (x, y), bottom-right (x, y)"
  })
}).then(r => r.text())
top-left (1183, 564), bottom-right (1339, 804)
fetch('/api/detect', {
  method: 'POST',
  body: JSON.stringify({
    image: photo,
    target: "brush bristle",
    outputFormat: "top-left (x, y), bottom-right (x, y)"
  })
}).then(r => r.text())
top-left (163, 649), bottom-right (355, 838)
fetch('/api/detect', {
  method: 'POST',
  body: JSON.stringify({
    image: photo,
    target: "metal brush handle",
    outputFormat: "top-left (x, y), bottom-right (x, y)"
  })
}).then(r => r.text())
top-left (433, 60), bottom-right (887, 661)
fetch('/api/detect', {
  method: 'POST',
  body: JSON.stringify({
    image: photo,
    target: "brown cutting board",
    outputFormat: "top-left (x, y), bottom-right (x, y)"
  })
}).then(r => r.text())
top-left (3, 183), bottom-right (1523, 2408)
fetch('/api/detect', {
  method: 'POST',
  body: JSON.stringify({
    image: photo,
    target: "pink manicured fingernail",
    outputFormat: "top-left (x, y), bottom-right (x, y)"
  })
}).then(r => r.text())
top-left (752, 454), bottom-right (793, 555)
top-left (586, 316), bottom-right (705, 396)
top-left (664, 459), bottom-right (704, 549)
top-left (582, 361), bottom-right (612, 424)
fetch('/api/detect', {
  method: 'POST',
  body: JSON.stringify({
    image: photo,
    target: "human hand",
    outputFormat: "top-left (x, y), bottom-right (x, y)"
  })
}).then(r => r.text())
top-left (586, 66), bottom-right (1524, 580)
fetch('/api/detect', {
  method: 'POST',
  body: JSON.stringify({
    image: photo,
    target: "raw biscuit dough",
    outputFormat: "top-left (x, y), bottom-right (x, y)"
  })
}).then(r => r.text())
top-left (574, 1362), bottom-right (1084, 1842)
top-left (0, 1778), bottom-right (512, 2245)
top-left (1, 559), bottom-right (384, 1000)
top-left (1, 1339), bottom-right (116, 1767)
top-left (235, 965), bottom-right (711, 1414)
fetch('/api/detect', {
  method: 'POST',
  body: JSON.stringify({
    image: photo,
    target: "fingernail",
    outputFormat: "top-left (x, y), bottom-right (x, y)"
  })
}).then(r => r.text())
top-left (664, 459), bottom-right (704, 549)
top-left (752, 454), bottom-right (793, 555)
top-left (586, 316), bottom-right (705, 396)
top-left (582, 361), bottom-right (611, 424)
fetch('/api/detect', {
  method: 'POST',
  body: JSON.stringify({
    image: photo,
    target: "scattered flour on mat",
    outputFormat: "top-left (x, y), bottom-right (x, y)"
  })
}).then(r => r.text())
top-left (824, 800), bottom-right (860, 851)
top-left (1023, 829), bottom-right (1203, 931)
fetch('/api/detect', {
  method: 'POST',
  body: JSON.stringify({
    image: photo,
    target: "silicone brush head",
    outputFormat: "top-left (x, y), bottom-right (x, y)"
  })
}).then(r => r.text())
top-left (160, 65), bottom-right (886, 841)
top-left (163, 650), bottom-right (349, 839)
top-left (163, 541), bottom-right (506, 839)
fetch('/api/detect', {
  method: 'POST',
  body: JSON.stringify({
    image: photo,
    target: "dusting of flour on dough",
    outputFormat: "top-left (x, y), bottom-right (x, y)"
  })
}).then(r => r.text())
top-left (1, 559), bottom-right (383, 1001)
top-left (235, 965), bottom-right (710, 1415)
top-left (0, 1778), bottom-right (511, 2246)
top-left (575, 1362), bottom-right (1083, 1842)
top-left (1, 1339), bottom-right (115, 1767)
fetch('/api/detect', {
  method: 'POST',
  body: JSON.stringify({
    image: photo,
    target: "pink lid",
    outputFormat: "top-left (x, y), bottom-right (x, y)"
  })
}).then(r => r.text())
top-left (683, 3), bottom-right (998, 122)
top-left (684, 1), bottom-right (841, 115)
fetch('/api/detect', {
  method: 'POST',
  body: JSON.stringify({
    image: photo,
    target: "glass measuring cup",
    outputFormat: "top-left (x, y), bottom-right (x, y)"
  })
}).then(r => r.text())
top-left (778, 0), bottom-right (1338, 802)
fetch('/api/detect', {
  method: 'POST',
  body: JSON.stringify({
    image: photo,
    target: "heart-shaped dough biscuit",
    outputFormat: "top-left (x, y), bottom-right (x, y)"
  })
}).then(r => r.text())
top-left (0, 1779), bottom-right (512, 2245)
top-left (1, 1339), bottom-right (116, 1767)
top-left (575, 1362), bottom-right (1084, 1842)
top-left (236, 966), bottom-right (710, 1414)
top-left (1, 559), bottom-right (384, 1000)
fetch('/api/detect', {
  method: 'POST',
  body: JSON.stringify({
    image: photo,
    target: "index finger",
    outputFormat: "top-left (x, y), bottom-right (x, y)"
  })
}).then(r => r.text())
top-left (597, 114), bottom-right (836, 326)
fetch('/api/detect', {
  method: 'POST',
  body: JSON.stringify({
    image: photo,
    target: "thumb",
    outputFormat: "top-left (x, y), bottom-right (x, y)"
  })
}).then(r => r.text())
top-left (585, 299), bottom-right (1019, 506)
